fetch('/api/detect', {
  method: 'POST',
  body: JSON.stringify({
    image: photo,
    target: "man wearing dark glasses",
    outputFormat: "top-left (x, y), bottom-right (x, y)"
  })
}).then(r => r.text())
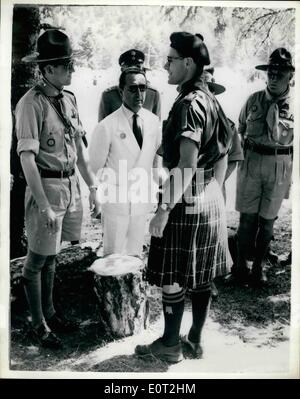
top-left (98, 49), bottom-right (161, 122)
top-left (15, 29), bottom-right (100, 349)
top-left (234, 48), bottom-right (294, 287)
top-left (90, 67), bottom-right (161, 257)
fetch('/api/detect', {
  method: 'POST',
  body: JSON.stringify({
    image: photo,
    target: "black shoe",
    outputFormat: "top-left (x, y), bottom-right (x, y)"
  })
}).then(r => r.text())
top-left (46, 313), bottom-right (79, 333)
top-left (181, 335), bottom-right (203, 359)
top-left (30, 323), bottom-right (62, 349)
top-left (250, 269), bottom-right (268, 288)
top-left (135, 338), bottom-right (183, 363)
top-left (224, 271), bottom-right (249, 286)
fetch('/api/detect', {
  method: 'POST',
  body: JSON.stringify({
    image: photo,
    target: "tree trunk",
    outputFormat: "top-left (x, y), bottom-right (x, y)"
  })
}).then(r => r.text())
top-left (10, 5), bottom-right (41, 259)
top-left (90, 256), bottom-right (150, 338)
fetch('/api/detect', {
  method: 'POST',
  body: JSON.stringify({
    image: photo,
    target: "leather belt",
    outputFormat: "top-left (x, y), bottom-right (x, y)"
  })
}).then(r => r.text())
top-left (244, 140), bottom-right (293, 155)
top-left (39, 168), bottom-right (75, 178)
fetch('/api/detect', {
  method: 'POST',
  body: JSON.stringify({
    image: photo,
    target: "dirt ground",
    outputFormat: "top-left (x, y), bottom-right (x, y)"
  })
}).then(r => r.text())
top-left (8, 188), bottom-right (293, 376)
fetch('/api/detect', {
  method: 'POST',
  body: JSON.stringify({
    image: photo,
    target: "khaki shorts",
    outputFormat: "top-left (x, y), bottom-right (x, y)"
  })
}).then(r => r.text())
top-left (235, 150), bottom-right (292, 219)
top-left (24, 174), bottom-right (83, 256)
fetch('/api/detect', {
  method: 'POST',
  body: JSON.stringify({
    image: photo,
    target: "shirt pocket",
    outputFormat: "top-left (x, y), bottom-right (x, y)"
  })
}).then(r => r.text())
top-left (40, 122), bottom-right (64, 154)
top-left (245, 108), bottom-right (265, 138)
top-left (246, 105), bottom-right (266, 137)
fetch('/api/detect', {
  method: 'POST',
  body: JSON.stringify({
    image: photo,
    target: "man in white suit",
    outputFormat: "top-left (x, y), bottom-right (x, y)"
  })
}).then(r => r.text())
top-left (89, 67), bottom-right (161, 257)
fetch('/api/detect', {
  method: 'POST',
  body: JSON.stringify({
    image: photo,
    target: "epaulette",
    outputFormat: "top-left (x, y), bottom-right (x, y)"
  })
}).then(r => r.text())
top-left (147, 85), bottom-right (159, 94)
top-left (182, 91), bottom-right (198, 104)
top-left (103, 85), bottom-right (119, 94)
top-left (63, 89), bottom-right (76, 98)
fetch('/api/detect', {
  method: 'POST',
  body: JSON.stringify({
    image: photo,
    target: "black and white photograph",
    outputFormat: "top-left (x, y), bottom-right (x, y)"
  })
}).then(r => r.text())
top-left (0, 0), bottom-right (299, 380)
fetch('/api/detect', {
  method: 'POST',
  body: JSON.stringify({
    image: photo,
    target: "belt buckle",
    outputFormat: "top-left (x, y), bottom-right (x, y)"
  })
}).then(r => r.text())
top-left (60, 170), bottom-right (64, 178)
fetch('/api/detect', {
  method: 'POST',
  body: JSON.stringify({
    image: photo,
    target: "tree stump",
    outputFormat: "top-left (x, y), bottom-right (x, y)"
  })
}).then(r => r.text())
top-left (10, 244), bottom-right (98, 306)
top-left (89, 255), bottom-right (150, 338)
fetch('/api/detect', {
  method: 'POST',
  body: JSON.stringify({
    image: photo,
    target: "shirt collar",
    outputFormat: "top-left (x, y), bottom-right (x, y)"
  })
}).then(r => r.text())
top-left (122, 104), bottom-right (142, 120)
top-left (178, 74), bottom-right (207, 96)
top-left (36, 77), bottom-right (64, 98)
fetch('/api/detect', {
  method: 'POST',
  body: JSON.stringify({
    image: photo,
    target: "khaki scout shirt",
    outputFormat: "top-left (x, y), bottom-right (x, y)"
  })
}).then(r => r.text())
top-left (16, 79), bottom-right (85, 171)
top-left (238, 89), bottom-right (293, 149)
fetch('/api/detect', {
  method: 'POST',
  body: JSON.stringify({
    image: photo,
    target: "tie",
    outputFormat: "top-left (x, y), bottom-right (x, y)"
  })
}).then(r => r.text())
top-left (132, 113), bottom-right (143, 149)
top-left (52, 93), bottom-right (64, 115)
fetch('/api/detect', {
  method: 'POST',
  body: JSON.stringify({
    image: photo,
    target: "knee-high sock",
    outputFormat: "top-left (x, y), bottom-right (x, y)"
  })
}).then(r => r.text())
top-left (162, 289), bottom-right (185, 347)
top-left (22, 250), bottom-right (47, 329)
top-left (253, 217), bottom-right (275, 272)
top-left (188, 283), bottom-right (211, 344)
top-left (41, 255), bottom-right (57, 320)
top-left (236, 213), bottom-right (258, 272)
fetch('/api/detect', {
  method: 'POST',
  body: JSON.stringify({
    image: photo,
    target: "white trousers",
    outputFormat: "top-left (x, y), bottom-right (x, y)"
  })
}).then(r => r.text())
top-left (102, 212), bottom-right (148, 257)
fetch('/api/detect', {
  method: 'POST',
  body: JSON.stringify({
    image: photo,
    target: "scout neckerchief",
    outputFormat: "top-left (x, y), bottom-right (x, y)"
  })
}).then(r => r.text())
top-left (265, 86), bottom-right (290, 144)
top-left (37, 78), bottom-right (88, 147)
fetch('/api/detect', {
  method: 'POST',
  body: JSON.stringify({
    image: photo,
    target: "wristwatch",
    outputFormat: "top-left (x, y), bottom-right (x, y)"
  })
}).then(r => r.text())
top-left (159, 203), bottom-right (172, 213)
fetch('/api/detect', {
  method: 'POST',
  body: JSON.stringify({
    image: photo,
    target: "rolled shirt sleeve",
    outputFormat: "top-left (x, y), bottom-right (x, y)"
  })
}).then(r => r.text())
top-left (175, 101), bottom-right (205, 146)
top-left (228, 124), bottom-right (244, 162)
top-left (15, 99), bottom-right (43, 156)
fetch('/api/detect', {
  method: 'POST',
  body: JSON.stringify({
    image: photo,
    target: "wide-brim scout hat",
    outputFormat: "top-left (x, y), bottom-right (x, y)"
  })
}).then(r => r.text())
top-left (119, 49), bottom-right (150, 70)
top-left (22, 29), bottom-right (81, 63)
top-left (203, 68), bottom-right (225, 95)
top-left (255, 48), bottom-right (295, 72)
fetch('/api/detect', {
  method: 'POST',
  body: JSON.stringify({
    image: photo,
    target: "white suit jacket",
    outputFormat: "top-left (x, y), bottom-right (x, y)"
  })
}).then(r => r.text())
top-left (89, 106), bottom-right (161, 216)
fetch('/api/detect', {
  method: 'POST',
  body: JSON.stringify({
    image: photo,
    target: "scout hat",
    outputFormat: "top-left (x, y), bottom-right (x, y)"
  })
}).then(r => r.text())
top-left (170, 32), bottom-right (210, 66)
top-left (119, 49), bottom-right (149, 70)
top-left (22, 29), bottom-right (81, 63)
top-left (255, 48), bottom-right (295, 72)
top-left (203, 67), bottom-right (225, 95)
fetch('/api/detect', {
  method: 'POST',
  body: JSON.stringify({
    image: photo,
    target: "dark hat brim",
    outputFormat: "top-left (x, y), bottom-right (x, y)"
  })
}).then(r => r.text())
top-left (255, 63), bottom-right (295, 72)
top-left (21, 49), bottom-right (83, 63)
top-left (207, 82), bottom-right (225, 95)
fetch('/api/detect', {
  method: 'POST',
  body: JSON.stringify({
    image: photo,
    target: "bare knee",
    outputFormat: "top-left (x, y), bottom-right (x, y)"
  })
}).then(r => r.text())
top-left (162, 283), bottom-right (183, 294)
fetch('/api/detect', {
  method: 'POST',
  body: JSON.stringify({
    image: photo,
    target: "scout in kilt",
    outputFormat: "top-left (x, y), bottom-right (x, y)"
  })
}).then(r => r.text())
top-left (135, 32), bottom-right (233, 363)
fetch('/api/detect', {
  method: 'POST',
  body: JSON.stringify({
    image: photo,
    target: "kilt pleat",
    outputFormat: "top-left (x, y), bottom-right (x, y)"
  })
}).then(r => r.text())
top-left (146, 177), bottom-right (231, 289)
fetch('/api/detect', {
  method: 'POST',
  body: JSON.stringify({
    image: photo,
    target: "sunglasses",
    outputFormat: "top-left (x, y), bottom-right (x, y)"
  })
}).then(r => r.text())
top-left (127, 84), bottom-right (147, 93)
top-left (55, 59), bottom-right (76, 71)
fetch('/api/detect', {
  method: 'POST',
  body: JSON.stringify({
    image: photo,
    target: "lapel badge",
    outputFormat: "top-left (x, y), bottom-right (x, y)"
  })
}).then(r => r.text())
top-left (120, 132), bottom-right (126, 139)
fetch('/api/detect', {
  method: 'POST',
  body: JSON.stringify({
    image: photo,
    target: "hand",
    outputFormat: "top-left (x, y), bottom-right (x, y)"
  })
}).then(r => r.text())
top-left (89, 189), bottom-right (101, 219)
top-left (40, 207), bottom-right (58, 235)
top-left (149, 208), bottom-right (169, 238)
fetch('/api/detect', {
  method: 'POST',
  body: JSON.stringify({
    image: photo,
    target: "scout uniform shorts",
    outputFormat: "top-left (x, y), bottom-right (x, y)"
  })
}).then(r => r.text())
top-left (24, 174), bottom-right (83, 256)
top-left (236, 150), bottom-right (292, 219)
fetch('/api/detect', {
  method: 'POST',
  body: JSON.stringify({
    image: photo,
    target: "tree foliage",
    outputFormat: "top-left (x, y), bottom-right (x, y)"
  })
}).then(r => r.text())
top-left (36, 4), bottom-right (295, 75)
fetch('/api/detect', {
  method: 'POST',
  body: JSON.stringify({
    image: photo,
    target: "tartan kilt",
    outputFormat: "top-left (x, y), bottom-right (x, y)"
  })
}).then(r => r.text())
top-left (146, 176), bottom-right (232, 290)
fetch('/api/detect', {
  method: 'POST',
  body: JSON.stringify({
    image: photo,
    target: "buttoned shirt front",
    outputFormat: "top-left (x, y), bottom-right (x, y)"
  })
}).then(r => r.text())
top-left (238, 89), bottom-right (293, 148)
top-left (16, 78), bottom-right (85, 172)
